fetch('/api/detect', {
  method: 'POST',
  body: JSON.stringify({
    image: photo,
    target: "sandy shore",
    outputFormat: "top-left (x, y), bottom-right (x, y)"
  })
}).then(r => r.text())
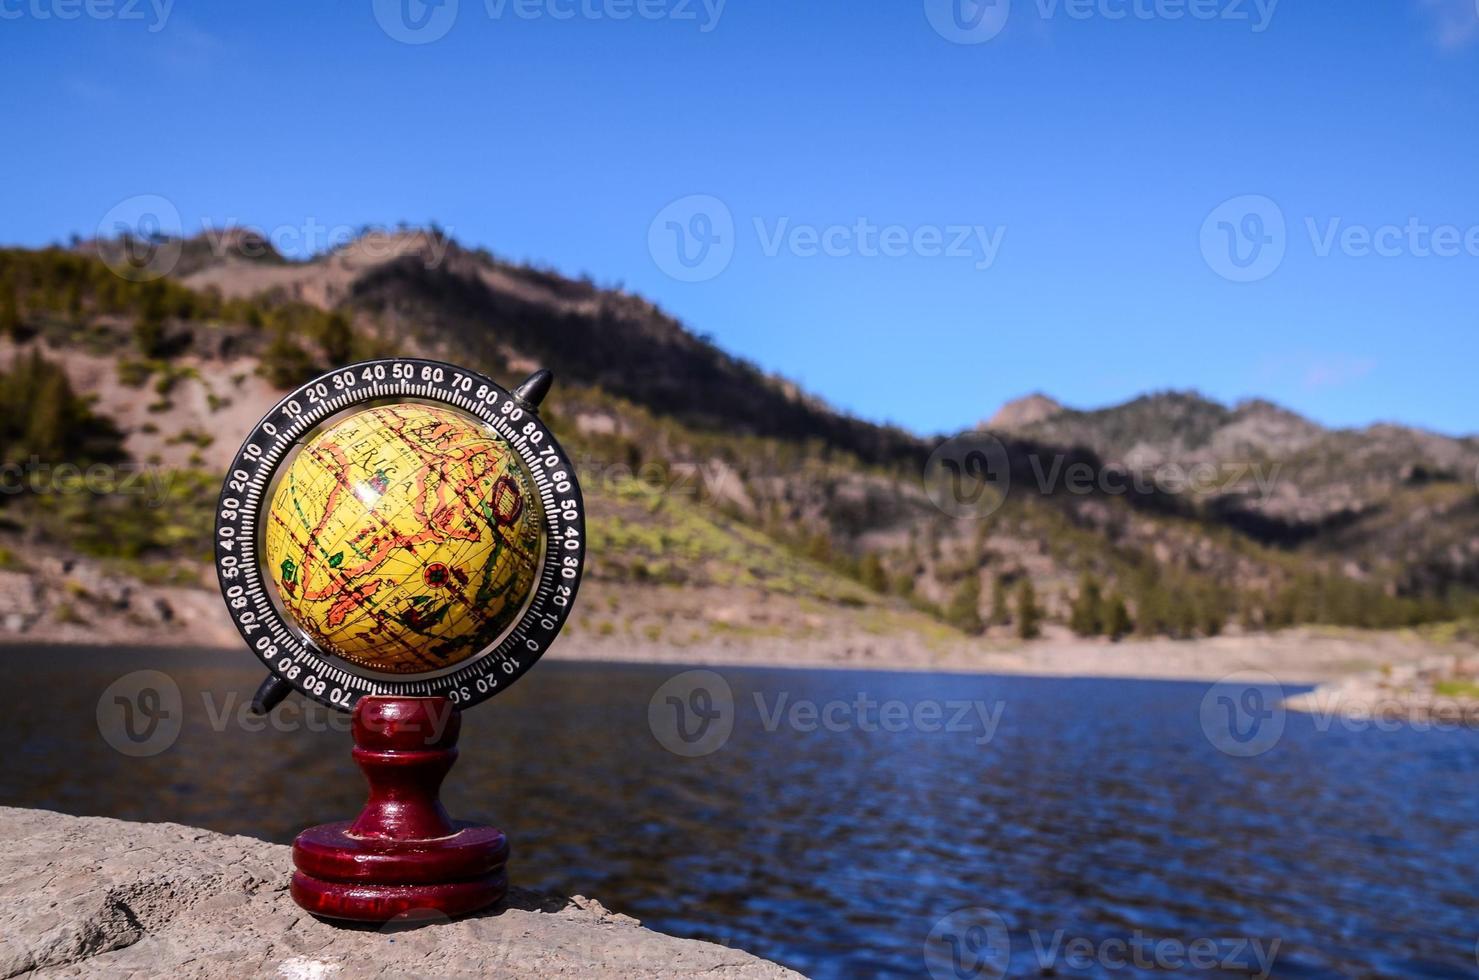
top-left (2, 585), bottom-right (1466, 689)
top-left (549, 625), bottom-right (1453, 686)
top-left (9, 611), bottom-right (1478, 724)
top-left (2, 558), bottom-right (1471, 691)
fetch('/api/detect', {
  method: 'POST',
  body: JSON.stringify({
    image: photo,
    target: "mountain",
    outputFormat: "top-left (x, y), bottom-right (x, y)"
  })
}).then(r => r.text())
top-left (992, 390), bottom-right (1477, 494)
top-left (1, 229), bottom-right (1476, 650)
top-left (176, 230), bottom-right (922, 467)
top-left (989, 389), bottom-right (1479, 602)
top-left (986, 393), bottom-right (1064, 430)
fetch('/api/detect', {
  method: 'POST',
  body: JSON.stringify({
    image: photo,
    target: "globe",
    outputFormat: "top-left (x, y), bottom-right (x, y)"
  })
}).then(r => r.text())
top-left (262, 403), bottom-right (545, 675)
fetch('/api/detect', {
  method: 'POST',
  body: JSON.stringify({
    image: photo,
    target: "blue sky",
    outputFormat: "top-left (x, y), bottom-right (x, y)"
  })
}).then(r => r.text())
top-left (2, 0), bottom-right (1477, 436)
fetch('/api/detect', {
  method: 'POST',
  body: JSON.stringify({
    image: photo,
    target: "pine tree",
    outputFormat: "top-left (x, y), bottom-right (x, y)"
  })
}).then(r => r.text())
top-left (1103, 592), bottom-right (1133, 641)
top-left (0, 350), bottom-right (123, 465)
top-left (858, 552), bottom-right (888, 593)
top-left (1238, 594), bottom-right (1260, 632)
top-left (1016, 579), bottom-right (1042, 640)
top-left (24, 370), bottom-right (67, 460)
top-left (990, 574), bottom-right (1011, 626)
top-left (1069, 572), bottom-right (1105, 637)
top-left (0, 274), bottom-right (20, 338)
top-left (133, 316), bottom-right (166, 357)
top-left (804, 530), bottom-right (833, 564)
top-left (891, 571), bottom-right (916, 598)
top-left (259, 328), bottom-right (317, 388)
top-left (946, 575), bottom-right (985, 635)
top-left (1135, 572), bottom-right (1172, 637)
top-left (1169, 586), bottom-right (1199, 639)
top-left (318, 311), bottom-right (355, 365)
top-left (1196, 584), bottom-right (1227, 637)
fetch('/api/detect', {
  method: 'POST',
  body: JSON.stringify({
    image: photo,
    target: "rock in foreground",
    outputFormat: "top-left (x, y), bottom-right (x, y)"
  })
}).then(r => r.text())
top-left (0, 807), bottom-right (800, 979)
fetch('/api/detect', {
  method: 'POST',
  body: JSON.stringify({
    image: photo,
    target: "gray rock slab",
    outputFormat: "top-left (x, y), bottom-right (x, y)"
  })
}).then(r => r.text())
top-left (0, 806), bottom-right (802, 979)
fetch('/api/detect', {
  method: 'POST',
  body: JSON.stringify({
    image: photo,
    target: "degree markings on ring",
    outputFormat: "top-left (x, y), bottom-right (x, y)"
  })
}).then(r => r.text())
top-left (216, 359), bottom-right (584, 711)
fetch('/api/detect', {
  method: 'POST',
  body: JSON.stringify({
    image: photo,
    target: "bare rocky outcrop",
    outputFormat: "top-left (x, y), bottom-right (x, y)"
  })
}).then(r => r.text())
top-left (0, 807), bottom-right (801, 979)
top-left (1283, 652), bottom-right (1479, 726)
top-left (984, 392), bottom-right (1064, 431)
top-left (0, 553), bottom-right (237, 649)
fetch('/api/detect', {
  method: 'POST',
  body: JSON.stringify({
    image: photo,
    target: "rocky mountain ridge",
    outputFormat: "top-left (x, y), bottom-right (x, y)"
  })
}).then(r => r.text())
top-left (1, 229), bottom-right (1476, 647)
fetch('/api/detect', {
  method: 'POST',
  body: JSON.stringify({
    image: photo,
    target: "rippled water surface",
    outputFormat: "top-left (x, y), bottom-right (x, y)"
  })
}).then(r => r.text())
top-left (2, 647), bottom-right (1477, 977)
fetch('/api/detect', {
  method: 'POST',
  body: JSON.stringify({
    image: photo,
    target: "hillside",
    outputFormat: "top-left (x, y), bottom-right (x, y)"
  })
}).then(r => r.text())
top-left (0, 231), bottom-right (1476, 656)
top-left (993, 391), bottom-right (1479, 592)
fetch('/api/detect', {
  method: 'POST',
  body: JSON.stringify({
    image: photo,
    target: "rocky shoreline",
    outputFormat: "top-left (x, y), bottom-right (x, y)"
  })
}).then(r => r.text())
top-left (0, 807), bottom-right (800, 979)
top-left (3, 553), bottom-right (1478, 695)
top-left (1283, 652), bottom-right (1479, 727)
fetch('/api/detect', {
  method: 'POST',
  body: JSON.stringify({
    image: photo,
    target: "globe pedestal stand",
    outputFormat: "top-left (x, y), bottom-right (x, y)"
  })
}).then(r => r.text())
top-left (290, 696), bottom-right (508, 922)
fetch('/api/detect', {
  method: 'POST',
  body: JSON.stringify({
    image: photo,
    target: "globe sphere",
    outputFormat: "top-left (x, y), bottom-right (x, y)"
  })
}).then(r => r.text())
top-left (262, 403), bottom-right (544, 674)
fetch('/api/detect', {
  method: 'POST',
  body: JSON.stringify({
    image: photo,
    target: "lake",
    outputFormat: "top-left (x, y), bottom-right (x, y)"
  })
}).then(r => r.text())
top-left (2, 646), bottom-right (1477, 978)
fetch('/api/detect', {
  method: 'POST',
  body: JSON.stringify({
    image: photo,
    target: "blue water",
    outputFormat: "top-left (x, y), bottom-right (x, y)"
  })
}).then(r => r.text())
top-left (2, 648), bottom-right (1477, 977)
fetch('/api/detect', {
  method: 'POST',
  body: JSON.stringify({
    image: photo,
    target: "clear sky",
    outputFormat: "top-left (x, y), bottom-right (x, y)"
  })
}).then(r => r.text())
top-left (2, 0), bottom-right (1477, 437)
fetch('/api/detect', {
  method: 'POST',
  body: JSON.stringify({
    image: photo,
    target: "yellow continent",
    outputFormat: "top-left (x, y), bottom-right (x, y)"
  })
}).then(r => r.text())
top-left (262, 404), bottom-right (544, 674)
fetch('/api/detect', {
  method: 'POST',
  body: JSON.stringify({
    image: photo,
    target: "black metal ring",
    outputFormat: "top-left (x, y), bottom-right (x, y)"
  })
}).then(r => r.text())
top-left (213, 358), bottom-right (585, 711)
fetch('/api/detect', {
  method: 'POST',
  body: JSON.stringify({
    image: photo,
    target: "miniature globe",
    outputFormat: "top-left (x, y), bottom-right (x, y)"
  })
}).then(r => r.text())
top-left (262, 403), bottom-right (544, 675)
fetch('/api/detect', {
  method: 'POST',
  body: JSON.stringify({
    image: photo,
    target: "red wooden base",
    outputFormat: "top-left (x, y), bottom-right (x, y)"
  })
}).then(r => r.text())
top-left (290, 696), bottom-right (508, 923)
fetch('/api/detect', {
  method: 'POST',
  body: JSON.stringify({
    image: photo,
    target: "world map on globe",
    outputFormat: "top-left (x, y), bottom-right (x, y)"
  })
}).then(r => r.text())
top-left (262, 403), bottom-right (545, 675)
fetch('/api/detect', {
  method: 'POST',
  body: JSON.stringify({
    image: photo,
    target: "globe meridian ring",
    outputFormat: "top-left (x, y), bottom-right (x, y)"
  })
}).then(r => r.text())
top-left (213, 358), bottom-right (585, 712)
